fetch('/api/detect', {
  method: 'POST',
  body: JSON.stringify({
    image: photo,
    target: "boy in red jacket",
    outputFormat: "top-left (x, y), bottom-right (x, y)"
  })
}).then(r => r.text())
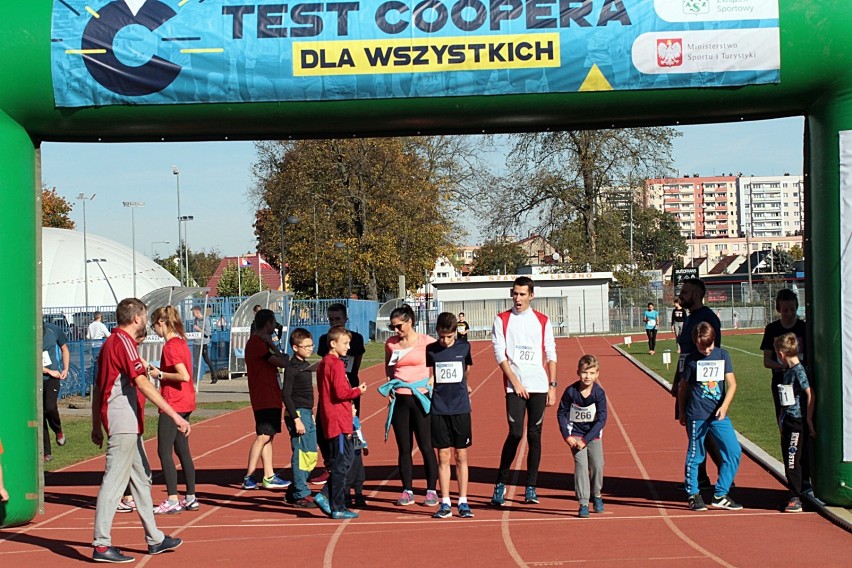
top-left (314, 326), bottom-right (367, 519)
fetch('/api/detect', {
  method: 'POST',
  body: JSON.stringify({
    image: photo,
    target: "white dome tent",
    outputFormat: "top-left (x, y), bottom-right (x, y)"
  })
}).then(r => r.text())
top-left (41, 227), bottom-right (180, 310)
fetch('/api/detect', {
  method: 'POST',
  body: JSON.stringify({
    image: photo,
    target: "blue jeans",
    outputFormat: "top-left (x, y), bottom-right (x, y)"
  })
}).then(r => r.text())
top-left (284, 409), bottom-right (318, 500)
top-left (685, 416), bottom-right (741, 496)
top-left (321, 434), bottom-right (354, 513)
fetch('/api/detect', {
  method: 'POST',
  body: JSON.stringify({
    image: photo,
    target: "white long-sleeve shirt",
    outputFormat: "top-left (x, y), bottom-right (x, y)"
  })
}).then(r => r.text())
top-left (492, 308), bottom-right (557, 393)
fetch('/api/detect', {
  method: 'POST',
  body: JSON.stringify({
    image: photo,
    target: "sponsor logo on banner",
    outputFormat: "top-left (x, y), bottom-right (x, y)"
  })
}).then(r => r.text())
top-left (656, 0), bottom-right (779, 22)
top-left (634, 28), bottom-right (780, 75)
top-left (682, 1), bottom-right (710, 15)
top-left (657, 39), bottom-right (683, 67)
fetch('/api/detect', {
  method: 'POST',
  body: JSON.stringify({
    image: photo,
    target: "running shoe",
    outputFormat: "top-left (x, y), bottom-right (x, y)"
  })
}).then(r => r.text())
top-left (396, 489), bottom-right (415, 506)
top-left (293, 497), bottom-right (317, 509)
top-left (490, 483), bottom-right (506, 506)
top-left (688, 493), bottom-right (707, 512)
top-left (331, 509), bottom-right (359, 519)
top-left (424, 490), bottom-right (440, 506)
top-left (242, 475), bottom-right (258, 490)
top-left (56, 431), bottom-right (67, 446)
top-left (457, 503), bottom-right (474, 518)
top-left (116, 499), bottom-right (136, 513)
top-left (592, 496), bottom-right (605, 513)
top-left (314, 492), bottom-right (332, 516)
top-left (524, 486), bottom-right (539, 504)
top-left (153, 499), bottom-right (183, 515)
top-left (180, 497), bottom-right (200, 511)
top-left (309, 468), bottom-right (329, 485)
top-left (93, 546), bottom-right (134, 563)
top-left (262, 474), bottom-right (291, 489)
top-left (44, 454), bottom-right (52, 462)
top-left (711, 495), bottom-right (743, 510)
top-left (148, 536), bottom-right (182, 555)
top-left (433, 503), bottom-right (452, 519)
top-left (578, 504), bottom-right (590, 518)
top-left (350, 494), bottom-right (368, 509)
top-left (784, 497), bottom-right (803, 513)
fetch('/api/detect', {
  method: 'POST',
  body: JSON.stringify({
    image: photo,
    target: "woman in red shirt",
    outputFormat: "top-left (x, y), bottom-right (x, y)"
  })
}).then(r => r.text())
top-left (149, 306), bottom-right (198, 514)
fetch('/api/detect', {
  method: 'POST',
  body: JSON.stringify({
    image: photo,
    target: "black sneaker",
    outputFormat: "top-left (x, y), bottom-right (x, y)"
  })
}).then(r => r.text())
top-left (293, 497), bottom-right (317, 509)
top-left (711, 495), bottom-right (743, 510)
top-left (688, 494), bottom-right (707, 511)
top-left (148, 536), bottom-right (182, 555)
top-left (93, 547), bottom-right (134, 563)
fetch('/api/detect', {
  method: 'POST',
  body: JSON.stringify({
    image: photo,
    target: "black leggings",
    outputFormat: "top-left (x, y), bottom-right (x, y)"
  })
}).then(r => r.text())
top-left (43, 377), bottom-right (62, 455)
top-left (391, 394), bottom-right (437, 491)
top-left (497, 392), bottom-right (547, 486)
top-left (646, 328), bottom-right (658, 351)
top-left (157, 411), bottom-right (195, 496)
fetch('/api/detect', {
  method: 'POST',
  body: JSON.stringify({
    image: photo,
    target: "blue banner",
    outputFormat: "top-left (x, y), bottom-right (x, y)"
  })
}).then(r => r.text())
top-left (51, 0), bottom-right (780, 107)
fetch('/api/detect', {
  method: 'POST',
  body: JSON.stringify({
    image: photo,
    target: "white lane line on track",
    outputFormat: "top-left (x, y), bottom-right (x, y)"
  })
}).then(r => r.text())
top-left (724, 345), bottom-right (761, 358)
top-left (4, 508), bottom-right (796, 535)
top-left (583, 336), bottom-right (738, 568)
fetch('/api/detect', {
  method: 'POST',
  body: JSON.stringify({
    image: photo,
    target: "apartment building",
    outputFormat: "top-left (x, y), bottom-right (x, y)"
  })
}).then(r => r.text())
top-left (738, 174), bottom-right (804, 237)
top-left (645, 175), bottom-right (739, 238)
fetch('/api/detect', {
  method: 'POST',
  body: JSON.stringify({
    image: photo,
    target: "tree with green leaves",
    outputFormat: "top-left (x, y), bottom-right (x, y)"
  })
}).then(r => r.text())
top-left (470, 239), bottom-right (529, 276)
top-left (155, 248), bottom-right (222, 287)
top-left (251, 137), bottom-right (482, 300)
top-left (216, 263), bottom-right (262, 297)
top-left (42, 186), bottom-right (75, 229)
top-left (789, 243), bottom-right (804, 261)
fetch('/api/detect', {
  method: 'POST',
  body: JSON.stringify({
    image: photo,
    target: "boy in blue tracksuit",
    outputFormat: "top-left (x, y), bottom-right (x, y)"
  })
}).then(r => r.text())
top-left (678, 321), bottom-right (743, 512)
top-left (557, 354), bottom-right (608, 518)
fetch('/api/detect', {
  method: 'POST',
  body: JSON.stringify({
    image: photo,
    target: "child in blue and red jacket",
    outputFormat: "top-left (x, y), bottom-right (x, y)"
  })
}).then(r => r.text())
top-left (313, 325), bottom-right (366, 520)
top-left (557, 354), bottom-right (608, 518)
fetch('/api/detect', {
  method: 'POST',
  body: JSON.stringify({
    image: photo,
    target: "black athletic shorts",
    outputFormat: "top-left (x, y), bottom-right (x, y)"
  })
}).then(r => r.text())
top-left (431, 413), bottom-right (472, 449)
top-left (254, 408), bottom-right (282, 436)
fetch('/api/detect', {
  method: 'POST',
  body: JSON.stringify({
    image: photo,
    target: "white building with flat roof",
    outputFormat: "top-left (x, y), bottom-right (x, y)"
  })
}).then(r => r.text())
top-left (431, 272), bottom-right (614, 336)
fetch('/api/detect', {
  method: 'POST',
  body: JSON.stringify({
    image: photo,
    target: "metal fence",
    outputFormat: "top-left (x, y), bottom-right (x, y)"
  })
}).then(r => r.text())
top-left (51, 296), bottom-right (379, 399)
top-left (608, 282), bottom-right (804, 335)
top-left (372, 282), bottom-right (804, 347)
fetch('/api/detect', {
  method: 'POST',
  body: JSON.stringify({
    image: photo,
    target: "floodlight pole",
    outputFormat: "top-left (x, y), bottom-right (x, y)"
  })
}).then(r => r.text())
top-left (123, 201), bottom-right (145, 297)
top-left (77, 192), bottom-right (95, 314)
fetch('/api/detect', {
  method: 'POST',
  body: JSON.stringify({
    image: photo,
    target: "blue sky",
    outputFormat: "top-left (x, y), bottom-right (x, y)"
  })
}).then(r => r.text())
top-left (41, 116), bottom-right (804, 256)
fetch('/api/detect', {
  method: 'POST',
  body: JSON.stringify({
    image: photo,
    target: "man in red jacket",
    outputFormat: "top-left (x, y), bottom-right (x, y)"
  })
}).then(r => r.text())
top-left (313, 325), bottom-right (366, 519)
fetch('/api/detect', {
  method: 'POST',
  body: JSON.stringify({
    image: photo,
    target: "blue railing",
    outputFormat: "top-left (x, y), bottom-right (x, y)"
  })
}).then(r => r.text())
top-left (54, 297), bottom-right (378, 398)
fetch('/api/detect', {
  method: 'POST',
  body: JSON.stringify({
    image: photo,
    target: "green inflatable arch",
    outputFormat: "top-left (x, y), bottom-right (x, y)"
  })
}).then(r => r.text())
top-left (2, 1), bottom-right (852, 526)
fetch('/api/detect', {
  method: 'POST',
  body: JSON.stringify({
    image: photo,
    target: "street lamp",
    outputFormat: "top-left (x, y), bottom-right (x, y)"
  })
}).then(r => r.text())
top-left (335, 242), bottom-right (351, 298)
top-left (87, 258), bottom-right (118, 304)
top-left (172, 165), bottom-right (183, 285)
top-left (123, 201), bottom-right (145, 297)
top-left (151, 240), bottom-right (170, 258)
top-left (179, 215), bottom-right (194, 286)
top-left (76, 193), bottom-right (96, 314)
top-left (281, 215), bottom-right (300, 292)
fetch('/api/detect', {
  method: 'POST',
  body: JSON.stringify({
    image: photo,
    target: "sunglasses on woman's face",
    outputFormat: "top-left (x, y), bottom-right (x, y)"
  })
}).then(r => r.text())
top-left (388, 322), bottom-right (406, 331)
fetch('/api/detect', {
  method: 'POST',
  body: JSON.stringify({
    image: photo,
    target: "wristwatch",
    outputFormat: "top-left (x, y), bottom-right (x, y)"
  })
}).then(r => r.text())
top-left (549, 381), bottom-right (558, 388)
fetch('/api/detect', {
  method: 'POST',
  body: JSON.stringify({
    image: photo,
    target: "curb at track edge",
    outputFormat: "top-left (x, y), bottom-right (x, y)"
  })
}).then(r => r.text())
top-left (611, 344), bottom-right (852, 534)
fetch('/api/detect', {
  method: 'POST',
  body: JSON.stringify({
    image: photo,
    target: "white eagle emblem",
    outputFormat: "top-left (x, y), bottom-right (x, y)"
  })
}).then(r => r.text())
top-left (657, 39), bottom-right (683, 67)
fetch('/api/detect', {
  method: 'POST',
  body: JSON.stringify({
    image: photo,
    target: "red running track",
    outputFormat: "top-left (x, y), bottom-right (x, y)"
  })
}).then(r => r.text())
top-left (2, 336), bottom-right (849, 567)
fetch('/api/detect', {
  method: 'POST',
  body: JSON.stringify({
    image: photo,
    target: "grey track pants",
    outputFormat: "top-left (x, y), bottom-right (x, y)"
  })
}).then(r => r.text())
top-left (93, 433), bottom-right (164, 547)
top-left (571, 438), bottom-right (604, 506)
